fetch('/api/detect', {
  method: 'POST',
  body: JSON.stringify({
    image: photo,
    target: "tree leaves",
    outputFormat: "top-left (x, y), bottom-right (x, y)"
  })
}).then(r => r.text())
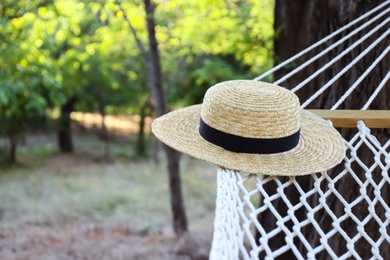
top-left (0, 0), bottom-right (275, 136)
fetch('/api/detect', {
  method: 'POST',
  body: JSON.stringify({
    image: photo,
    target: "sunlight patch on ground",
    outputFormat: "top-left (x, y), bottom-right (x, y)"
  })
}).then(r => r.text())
top-left (70, 112), bottom-right (153, 135)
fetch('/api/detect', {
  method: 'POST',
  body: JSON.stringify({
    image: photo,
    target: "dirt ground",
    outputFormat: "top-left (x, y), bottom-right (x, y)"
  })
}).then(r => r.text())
top-left (0, 219), bottom-right (212, 260)
top-left (0, 132), bottom-right (217, 260)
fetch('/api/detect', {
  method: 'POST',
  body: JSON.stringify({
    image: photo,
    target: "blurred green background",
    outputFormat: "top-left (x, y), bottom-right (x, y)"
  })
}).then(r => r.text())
top-left (0, 0), bottom-right (274, 165)
top-left (0, 0), bottom-right (272, 258)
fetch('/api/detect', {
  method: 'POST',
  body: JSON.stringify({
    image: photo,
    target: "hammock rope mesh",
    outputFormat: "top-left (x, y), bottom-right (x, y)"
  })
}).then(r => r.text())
top-left (209, 1), bottom-right (390, 259)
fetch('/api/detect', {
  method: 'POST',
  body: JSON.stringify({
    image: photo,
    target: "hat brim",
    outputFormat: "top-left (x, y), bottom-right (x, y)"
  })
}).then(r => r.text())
top-left (152, 104), bottom-right (346, 176)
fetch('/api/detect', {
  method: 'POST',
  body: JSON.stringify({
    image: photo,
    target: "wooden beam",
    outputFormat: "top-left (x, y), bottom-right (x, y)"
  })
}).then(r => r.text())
top-left (308, 110), bottom-right (390, 128)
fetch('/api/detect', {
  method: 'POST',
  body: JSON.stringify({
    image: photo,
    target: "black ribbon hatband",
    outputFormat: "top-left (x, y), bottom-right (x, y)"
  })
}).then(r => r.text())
top-left (199, 118), bottom-right (300, 154)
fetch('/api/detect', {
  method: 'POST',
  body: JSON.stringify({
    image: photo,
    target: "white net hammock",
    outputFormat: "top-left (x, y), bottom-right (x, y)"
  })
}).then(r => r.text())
top-left (209, 2), bottom-right (390, 260)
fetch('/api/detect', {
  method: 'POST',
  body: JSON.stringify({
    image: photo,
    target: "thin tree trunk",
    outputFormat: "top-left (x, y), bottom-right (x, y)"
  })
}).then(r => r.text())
top-left (152, 137), bottom-right (161, 164)
top-left (136, 102), bottom-right (147, 157)
top-left (58, 97), bottom-right (76, 153)
top-left (144, 0), bottom-right (188, 236)
top-left (99, 103), bottom-right (110, 161)
top-left (8, 133), bottom-right (18, 164)
top-left (257, 0), bottom-right (390, 259)
top-left (80, 113), bottom-right (87, 133)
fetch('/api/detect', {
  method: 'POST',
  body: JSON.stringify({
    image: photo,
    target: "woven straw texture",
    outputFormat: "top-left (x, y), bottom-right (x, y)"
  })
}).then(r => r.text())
top-left (152, 80), bottom-right (346, 176)
top-left (202, 81), bottom-right (300, 138)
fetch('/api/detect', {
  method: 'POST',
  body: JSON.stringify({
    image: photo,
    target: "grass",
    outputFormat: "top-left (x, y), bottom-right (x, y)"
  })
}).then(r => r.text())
top-left (0, 132), bottom-right (217, 237)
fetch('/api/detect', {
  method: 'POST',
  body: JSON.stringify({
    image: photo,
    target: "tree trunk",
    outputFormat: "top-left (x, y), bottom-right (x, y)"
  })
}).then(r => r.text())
top-left (99, 103), bottom-right (110, 161)
top-left (136, 101), bottom-right (148, 157)
top-left (8, 133), bottom-right (18, 164)
top-left (257, 0), bottom-right (390, 259)
top-left (80, 113), bottom-right (87, 133)
top-left (152, 137), bottom-right (161, 164)
top-left (58, 97), bottom-right (76, 153)
top-left (144, 0), bottom-right (188, 236)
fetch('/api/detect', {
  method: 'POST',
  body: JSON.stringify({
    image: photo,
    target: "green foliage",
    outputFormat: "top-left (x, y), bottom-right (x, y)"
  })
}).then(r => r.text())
top-left (155, 0), bottom-right (275, 106)
top-left (0, 0), bottom-right (275, 161)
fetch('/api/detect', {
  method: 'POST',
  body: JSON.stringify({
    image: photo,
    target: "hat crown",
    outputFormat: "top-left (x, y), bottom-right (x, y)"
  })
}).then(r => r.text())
top-left (201, 80), bottom-right (301, 139)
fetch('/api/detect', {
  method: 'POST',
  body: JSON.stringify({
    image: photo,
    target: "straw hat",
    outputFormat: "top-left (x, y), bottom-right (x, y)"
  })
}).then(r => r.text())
top-left (152, 80), bottom-right (346, 176)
